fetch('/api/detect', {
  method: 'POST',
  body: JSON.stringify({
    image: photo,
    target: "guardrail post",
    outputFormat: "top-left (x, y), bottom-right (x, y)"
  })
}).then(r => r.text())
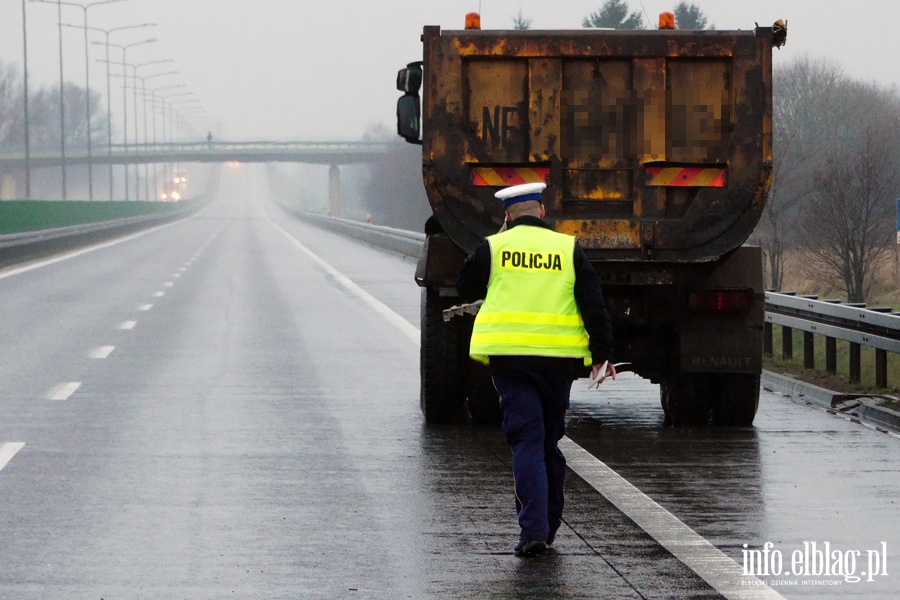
top-left (825, 337), bottom-right (837, 374)
top-left (764, 322), bottom-right (773, 356)
top-left (782, 326), bottom-right (793, 360)
top-left (849, 342), bottom-right (861, 383)
top-left (803, 331), bottom-right (815, 369)
top-left (875, 349), bottom-right (888, 388)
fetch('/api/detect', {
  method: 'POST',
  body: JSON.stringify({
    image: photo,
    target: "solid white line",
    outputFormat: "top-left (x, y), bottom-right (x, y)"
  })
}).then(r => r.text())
top-left (559, 438), bottom-right (784, 599)
top-left (137, 304), bottom-right (153, 311)
top-left (259, 196), bottom-right (780, 598)
top-left (119, 321), bottom-right (137, 330)
top-left (0, 443), bottom-right (26, 472)
top-left (89, 345), bottom-right (115, 359)
top-left (48, 382), bottom-right (81, 401)
top-left (263, 215), bottom-right (420, 344)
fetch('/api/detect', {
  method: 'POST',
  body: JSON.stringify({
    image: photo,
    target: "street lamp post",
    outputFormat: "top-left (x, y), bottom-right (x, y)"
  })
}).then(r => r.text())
top-left (86, 22), bottom-right (155, 199)
top-left (133, 69), bottom-right (176, 201)
top-left (110, 59), bottom-right (171, 200)
top-left (95, 36), bottom-right (155, 200)
top-left (159, 93), bottom-right (194, 197)
top-left (21, 0), bottom-right (31, 198)
top-left (52, 0), bottom-right (134, 200)
top-left (27, 0), bottom-right (71, 198)
top-left (141, 83), bottom-right (184, 198)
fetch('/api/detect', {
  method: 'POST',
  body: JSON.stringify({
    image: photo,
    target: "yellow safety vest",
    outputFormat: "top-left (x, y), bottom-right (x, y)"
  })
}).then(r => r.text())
top-left (470, 225), bottom-right (591, 365)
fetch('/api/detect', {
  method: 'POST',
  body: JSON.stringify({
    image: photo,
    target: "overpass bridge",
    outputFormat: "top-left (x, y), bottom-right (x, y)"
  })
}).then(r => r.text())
top-left (0, 141), bottom-right (394, 214)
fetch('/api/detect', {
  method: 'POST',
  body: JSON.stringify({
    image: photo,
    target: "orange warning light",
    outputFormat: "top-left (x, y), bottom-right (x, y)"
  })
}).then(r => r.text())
top-left (659, 12), bottom-right (675, 29)
top-left (465, 12), bottom-right (481, 30)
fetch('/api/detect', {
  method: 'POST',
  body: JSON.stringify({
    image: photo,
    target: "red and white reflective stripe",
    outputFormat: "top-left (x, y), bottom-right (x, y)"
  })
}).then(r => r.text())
top-left (645, 166), bottom-right (726, 187)
top-left (471, 166), bottom-right (550, 186)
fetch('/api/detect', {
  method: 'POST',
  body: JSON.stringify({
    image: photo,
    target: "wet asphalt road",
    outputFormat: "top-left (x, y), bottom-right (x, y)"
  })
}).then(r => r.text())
top-left (1, 165), bottom-right (898, 599)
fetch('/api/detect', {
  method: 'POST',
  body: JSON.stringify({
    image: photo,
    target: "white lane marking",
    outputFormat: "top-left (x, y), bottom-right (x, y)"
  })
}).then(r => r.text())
top-left (559, 438), bottom-right (784, 599)
top-left (137, 304), bottom-right (153, 311)
top-left (153, 291), bottom-right (165, 297)
top-left (89, 346), bottom-right (115, 359)
top-left (48, 382), bottom-right (81, 401)
top-left (0, 210), bottom-right (205, 281)
top-left (164, 281), bottom-right (174, 287)
top-left (173, 273), bottom-right (182, 278)
top-left (262, 206), bottom-right (782, 599)
top-left (119, 321), bottom-right (137, 330)
top-left (263, 215), bottom-right (420, 344)
top-left (0, 443), bottom-right (26, 472)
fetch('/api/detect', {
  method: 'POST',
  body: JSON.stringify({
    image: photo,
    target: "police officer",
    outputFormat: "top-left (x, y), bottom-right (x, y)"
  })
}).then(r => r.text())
top-left (456, 182), bottom-right (614, 557)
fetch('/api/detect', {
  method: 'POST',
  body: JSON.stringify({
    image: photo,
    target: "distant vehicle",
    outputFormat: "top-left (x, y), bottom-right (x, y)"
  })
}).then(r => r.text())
top-left (397, 14), bottom-right (784, 427)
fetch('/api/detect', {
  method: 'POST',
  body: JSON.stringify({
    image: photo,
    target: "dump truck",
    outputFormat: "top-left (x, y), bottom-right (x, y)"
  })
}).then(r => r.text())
top-left (396, 15), bottom-right (784, 427)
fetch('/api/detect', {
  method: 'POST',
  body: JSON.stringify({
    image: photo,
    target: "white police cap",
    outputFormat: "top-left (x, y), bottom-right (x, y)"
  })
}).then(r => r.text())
top-left (494, 182), bottom-right (546, 208)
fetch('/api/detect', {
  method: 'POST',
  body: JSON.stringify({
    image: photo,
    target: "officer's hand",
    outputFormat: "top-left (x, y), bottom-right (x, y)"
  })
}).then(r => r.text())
top-left (591, 362), bottom-right (616, 384)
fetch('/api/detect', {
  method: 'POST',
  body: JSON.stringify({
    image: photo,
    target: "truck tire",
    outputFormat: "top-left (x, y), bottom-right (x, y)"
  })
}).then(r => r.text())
top-left (711, 374), bottom-right (760, 426)
top-left (466, 360), bottom-right (502, 426)
top-left (420, 289), bottom-right (468, 423)
top-left (661, 373), bottom-right (713, 426)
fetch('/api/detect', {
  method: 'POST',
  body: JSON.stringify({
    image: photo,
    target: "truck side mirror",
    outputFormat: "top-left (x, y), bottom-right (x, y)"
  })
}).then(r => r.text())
top-left (397, 93), bottom-right (422, 145)
top-left (396, 62), bottom-right (423, 145)
top-left (397, 62), bottom-right (423, 93)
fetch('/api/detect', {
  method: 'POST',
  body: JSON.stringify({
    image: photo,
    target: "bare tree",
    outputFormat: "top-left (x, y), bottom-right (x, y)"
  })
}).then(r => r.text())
top-left (674, 2), bottom-right (712, 29)
top-left (583, 0), bottom-right (645, 30)
top-left (358, 123), bottom-right (431, 231)
top-left (0, 61), bottom-right (23, 148)
top-left (512, 9), bottom-right (532, 30)
top-left (754, 57), bottom-right (845, 290)
top-left (799, 81), bottom-right (900, 302)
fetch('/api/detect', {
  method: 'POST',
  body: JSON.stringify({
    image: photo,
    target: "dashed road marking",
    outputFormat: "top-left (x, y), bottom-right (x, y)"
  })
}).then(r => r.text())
top-left (0, 443), bottom-right (25, 472)
top-left (89, 346), bottom-right (115, 359)
top-left (137, 304), bottom-right (153, 311)
top-left (263, 208), bottom-right (784, 600)
top-left (164, 281), bottom-right (174, 287)
top-left (153, 291), bottom-right (165, 297)
top-left (119, 321), bottom-right (137, 330)
top-left (47, 382), bottom-right (81, 401)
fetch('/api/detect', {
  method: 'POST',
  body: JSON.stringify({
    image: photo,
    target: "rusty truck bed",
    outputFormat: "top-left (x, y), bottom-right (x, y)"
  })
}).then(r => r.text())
top-left (420, 26), bottom-right (774, 263)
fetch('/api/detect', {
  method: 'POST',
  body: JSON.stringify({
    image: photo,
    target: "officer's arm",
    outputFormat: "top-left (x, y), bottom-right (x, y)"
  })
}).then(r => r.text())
top-left (455, 241), bottom-right (491, 301)
top-left (573, 244), bottom-right (613, 364)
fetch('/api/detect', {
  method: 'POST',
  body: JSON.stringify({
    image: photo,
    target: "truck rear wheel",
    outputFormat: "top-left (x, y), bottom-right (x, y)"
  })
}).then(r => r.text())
top-left (711, 374), bottom-right (760, 426)
top-left (661, 373), bottom-right (713, 426)
top-left (420, 289), bottom-right (468, 423)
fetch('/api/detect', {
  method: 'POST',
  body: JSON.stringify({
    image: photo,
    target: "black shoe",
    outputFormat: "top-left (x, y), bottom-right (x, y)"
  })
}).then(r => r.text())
top-left (514, 540), bottom-right (547, 557)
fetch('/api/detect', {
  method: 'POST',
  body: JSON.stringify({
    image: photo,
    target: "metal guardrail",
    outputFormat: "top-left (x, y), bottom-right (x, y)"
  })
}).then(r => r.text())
top-left (281, 215), bottom-right (900, 388)
top-left (277, 208), bottom-right (425, 258)
top-left (764, 292), bottom-right (899, 387)
top-left (0, 201), bottom-right (203, 265)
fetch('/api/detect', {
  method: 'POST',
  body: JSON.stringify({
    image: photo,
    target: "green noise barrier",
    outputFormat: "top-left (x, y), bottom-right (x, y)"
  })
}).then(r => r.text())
top-left (0, 200), bottom-right (193, 235)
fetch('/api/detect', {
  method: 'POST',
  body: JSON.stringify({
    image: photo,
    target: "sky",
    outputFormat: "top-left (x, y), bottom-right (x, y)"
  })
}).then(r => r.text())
top-left (0, 1), bottom-right (898, 142)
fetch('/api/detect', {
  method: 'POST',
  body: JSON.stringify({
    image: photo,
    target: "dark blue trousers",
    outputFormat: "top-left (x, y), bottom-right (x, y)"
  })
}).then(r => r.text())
top-left (492, 365), bottom-right (574, 544)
